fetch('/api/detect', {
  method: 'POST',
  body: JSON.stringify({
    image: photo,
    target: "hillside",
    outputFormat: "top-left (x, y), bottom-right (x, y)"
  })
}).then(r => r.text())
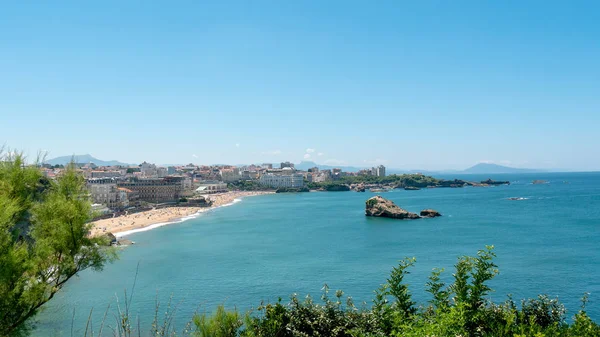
top-left (44, 154), bottom-right (130, 166)
top-left (463, 163), bottom-right (542, 174)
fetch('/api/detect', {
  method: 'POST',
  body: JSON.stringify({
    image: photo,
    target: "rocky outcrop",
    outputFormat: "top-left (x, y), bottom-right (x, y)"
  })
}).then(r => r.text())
top-left (117, 238), bottom-right (134, 245)
top-left (404, 186), bottom-right (421, 190)
top-left (276, 187), bottom-right (310, 193)
top-left (532, 180), bottom-right (548, 184)
top-left (420, 209), bottom-right (441, 217)
top-left (100, 232), bottom-right (117, 246)
top-left (365, 196), bottom-right (420, 219)
top-left (325, 184), bottom-right (351, 192)
top-left (438, 179), bottom-right (468, 188)
top-left (481, 179), bottom-right (510, 185)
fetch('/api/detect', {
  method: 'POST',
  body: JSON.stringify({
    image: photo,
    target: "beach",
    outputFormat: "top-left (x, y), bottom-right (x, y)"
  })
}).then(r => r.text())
top-left (90, 191), bottom-right (273, 237)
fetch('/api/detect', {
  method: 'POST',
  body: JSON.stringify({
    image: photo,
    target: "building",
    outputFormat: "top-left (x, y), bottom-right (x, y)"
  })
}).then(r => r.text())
top-left (195, 181), bottom-right (228, 194)
top-left (376, 165), bottom-right (386, 177)
top-left (157, 167), bottom-right (168, 178)
top-left (88, 183), bottom-right (119, 209)
top-left (118, 176), bottom-right (185, 203)
top-left (241, 170), bottom-right (259, 180)
top-left (118, 187), bottom-right (139, 207)
top-left (90, 170), bottom-right (122, 178)
top-left (259, 173), bottom-right (304, 188)
top-left (220, 167), bottom-right (240, 182)
top-left (167, 166), bottom-right (178, 175)
top-left (140, 162), bottom-right (158, 177)
top-left (280, 161), bottom-right (295, 169)
top-left (262, 163), bottom-right (273, 169)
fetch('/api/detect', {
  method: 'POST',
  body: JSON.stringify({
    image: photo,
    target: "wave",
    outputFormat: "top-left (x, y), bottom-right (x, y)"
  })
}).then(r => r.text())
top-left (115, 199), bottom-right (245, 238)
top-left (507, 197), bottom-right (529, 201)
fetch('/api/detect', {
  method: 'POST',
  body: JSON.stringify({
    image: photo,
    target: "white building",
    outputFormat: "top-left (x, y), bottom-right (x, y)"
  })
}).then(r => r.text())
top-left (195, 181), bottom-right (228, 194)
top-left (259, 173), bottom-right (304, 188)
top-left (220, 168), bottom-right (240, 182)
top-left (141, 162), bottom-right (158, 177)
top-left (90, 170), bottom-right (122, 178)
top-left (157, 167), bottom-right (168, 178)
top-left (376, 165), bottom-right (386, 177)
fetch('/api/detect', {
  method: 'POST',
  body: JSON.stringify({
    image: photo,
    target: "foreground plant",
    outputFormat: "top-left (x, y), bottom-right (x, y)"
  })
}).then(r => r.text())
top-left (0, 151), bottom-right (116, 336)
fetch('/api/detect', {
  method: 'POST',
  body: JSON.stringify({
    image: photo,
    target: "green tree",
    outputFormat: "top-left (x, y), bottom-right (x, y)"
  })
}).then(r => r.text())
top-left (0, 151), bottom-right (116, 336)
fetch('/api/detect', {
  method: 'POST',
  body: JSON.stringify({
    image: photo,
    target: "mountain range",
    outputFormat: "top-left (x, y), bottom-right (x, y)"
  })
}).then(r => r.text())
top-left (43, 155), bottom-right (546, 174)
top-left (44, 154), bottom-right (130, 167)
top-left (294, 161), bottom-right (545, 174)
top-left (460, 163), bottom-right (543, 174)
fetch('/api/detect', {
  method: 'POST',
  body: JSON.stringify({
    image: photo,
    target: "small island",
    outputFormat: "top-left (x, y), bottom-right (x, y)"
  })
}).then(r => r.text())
top-left (365, 196), bottom-right (441, 220)
top-left (480, 178), bottom-right (510, 186)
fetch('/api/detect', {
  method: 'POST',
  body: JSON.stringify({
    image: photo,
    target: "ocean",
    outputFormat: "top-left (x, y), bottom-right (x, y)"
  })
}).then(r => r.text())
top-left (33, 172), bottom-right (600, 335)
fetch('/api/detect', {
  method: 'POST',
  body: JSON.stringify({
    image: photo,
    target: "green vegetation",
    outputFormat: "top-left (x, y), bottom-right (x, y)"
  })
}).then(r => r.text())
top-left (307, 181), bottom-right (351, 191)
top-left (67, 246), bottom-right (599, 337)
top-left (228, 181), bottom-right (273, 191)
top-left (193, 246), bottom-right (598, 337)
top-left (0, 151), bottom-right (116, 336)
top-left (343, 173), bottom-right (440, 187)
top-left (275, 187), bottom-right (310, 193)
top-left (309, 174), bottom-right (443, 190)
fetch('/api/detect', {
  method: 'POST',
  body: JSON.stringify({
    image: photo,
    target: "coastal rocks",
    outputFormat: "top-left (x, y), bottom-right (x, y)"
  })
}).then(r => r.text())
top-left (420, 209), bottom-right (441, 217)
top-left (481, 179), bottom-right (510, 185)
top-left (532, 180), bottom-right (548, 185)
top-left (365, 196), bottom-right (420, 220)
top-left (276, 187), bottom-right (310, 193)
top-left (100, 232), bottom-right (117, 246)
top-left (324, 184), bottom-right (351, 192)
top-left (351, 183), bottom-right (366, 192)
top-left (404, 186), bottom-right (421, 190)
top-left (437, 179), bottom-right (468, 188)
top-left (117, 238), bottom-right (134, 246)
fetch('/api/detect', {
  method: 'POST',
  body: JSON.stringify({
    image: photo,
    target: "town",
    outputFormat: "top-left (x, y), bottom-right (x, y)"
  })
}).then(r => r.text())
top-left (39, 160), bottom-right (387, 216)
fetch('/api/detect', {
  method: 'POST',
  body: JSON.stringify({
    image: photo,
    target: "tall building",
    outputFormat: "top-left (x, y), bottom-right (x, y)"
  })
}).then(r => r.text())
top-left (87, 178), bottom-right (128, 209)
top-left (118, 176), bottom-right (185, 203)
top-left (280, 161), bottom-right (295, 169)
top-left (140, 162), bottom-right (158, 177)
top-left (376, 165), bottom-right (386, 177)
top-left (220, 167), bottom-right (241, 182)
top-left (259, 173), bottom-right (304, 188)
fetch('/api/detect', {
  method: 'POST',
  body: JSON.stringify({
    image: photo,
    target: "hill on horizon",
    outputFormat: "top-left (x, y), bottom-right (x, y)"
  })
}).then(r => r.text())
top-left (294, 161), bottom-right (365, 172)
top-left (44, 154), bottom-right (130, 167)
top-left (462, 163), bottom-right (544, 174)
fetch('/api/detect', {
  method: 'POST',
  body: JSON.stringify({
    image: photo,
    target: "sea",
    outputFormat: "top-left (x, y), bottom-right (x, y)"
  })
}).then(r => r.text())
top-left (33, 172), bottom-right (600, 336)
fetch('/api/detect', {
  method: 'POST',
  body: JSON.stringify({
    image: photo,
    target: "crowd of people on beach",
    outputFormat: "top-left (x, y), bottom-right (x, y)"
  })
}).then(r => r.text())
top-left (90, 191), bottom-right (273, 236)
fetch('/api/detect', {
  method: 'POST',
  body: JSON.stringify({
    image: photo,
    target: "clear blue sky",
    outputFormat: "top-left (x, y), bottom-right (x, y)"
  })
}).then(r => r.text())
top-left (1, 1), bottom-right (599, 170)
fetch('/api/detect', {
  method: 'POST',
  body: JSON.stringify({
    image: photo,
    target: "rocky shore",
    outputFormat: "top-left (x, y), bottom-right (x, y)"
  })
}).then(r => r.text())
top-left (365, 196), bottom-right (441, 220)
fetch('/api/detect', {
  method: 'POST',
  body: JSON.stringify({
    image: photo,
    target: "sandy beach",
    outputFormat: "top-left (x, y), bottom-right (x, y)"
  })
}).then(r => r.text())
top-left (90, 191), bottom-right (273, 236)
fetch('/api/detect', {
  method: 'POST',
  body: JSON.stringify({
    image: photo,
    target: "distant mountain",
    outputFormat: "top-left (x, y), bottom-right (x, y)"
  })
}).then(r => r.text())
top-left (44, 154), bottom-right (130, 167)
top-left (294, 161), bottom-right (365, 172)
top-left (462, 163), bottom-right (543, 174)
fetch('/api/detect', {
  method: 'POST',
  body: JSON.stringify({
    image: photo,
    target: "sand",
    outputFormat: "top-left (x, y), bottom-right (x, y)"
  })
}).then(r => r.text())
top-left (90, 191), bottom-right (273, 236)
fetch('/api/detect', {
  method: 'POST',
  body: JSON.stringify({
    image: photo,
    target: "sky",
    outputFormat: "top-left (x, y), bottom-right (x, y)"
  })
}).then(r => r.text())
top-left (1, 1), bottom-right (599, 171)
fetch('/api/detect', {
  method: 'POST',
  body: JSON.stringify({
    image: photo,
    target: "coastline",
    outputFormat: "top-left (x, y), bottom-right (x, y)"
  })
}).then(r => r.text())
top-left (90, 191), bottom-right (273, 238)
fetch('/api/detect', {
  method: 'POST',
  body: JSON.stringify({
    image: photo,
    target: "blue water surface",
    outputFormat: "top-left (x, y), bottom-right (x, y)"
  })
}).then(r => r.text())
top-left (34, 173), bottom-right (600, 335)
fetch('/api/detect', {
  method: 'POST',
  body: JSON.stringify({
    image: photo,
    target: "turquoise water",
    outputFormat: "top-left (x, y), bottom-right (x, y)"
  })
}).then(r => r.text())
top-left (35, 173), bottom-right (600, 335)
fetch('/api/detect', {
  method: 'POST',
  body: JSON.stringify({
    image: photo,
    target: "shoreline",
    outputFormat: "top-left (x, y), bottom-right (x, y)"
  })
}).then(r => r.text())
top-left (90, 191), bottom-right (274, 238)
